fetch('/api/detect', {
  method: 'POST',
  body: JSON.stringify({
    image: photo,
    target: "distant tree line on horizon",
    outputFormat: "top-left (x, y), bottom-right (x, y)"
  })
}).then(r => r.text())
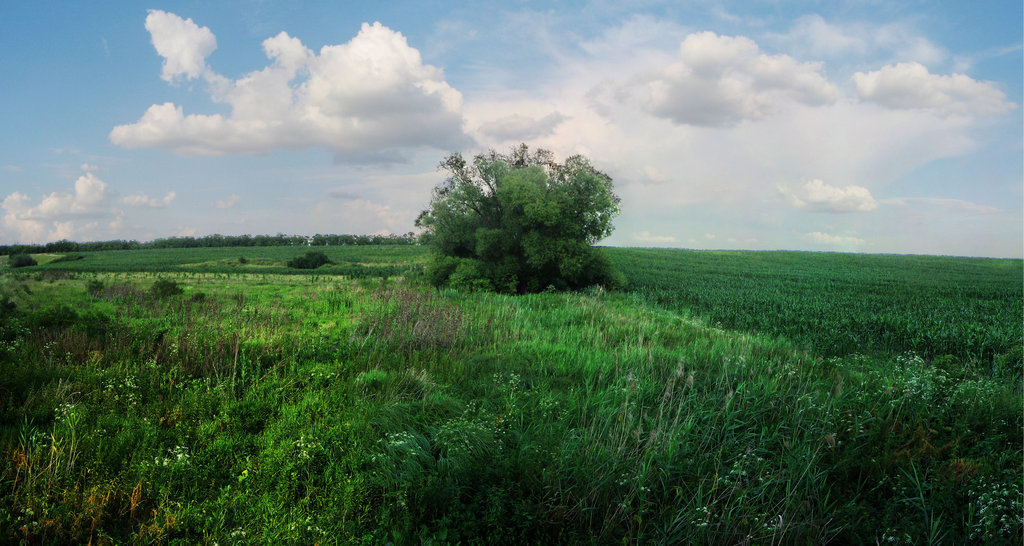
top-left (0, 232), bottom-right (417, 256)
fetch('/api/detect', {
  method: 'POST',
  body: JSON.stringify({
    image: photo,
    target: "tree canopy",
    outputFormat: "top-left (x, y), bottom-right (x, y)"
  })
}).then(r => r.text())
top-left (416, 144), bottom-right (623, 293)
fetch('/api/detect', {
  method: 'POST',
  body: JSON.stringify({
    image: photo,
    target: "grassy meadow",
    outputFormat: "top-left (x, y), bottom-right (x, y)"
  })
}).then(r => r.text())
top-left (1, 245), bottom-right (1021, 544)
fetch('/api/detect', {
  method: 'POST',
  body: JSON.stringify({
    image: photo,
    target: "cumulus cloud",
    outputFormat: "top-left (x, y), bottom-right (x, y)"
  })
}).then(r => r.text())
top-left (111, 16), bottom-right (470, 162)
top-left (882, 197), bottom-right (1001, 214)
top-left (478, 112), bottom-right (566, 141)
top-left (803, 231), bottom-right (866, 247)
top-left (780, 179), bottom-right (877, 212)
top-left (622, 31), bottom-right (838, 127)
top-left (145, 10), bottom-right (217, 82)
top-left (1, 171), bottom-right (115, 243)
top-left (632, 230), bottom-right (676, 244)
top-left (121, 191), bottom-right (176, 208)
top-left (215, 194), bottom-right (241, 209)
top-left (854, 62), bottom-right (1016, 117)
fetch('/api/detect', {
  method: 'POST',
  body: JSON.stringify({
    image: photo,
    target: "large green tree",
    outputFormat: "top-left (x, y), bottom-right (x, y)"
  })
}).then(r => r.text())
top-left (416, 144), bottom-right (623, 293)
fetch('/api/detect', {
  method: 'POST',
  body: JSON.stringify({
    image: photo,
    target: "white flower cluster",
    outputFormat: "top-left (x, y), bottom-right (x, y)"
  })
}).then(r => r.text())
top-left (968, 478), bottom-right (1023, 541)
top-left (294, 434), bottom-right (320, 460)
top-left (154, 445), bottom-right (190, 467)
top-left (104, 374), bottom-right (140, 406)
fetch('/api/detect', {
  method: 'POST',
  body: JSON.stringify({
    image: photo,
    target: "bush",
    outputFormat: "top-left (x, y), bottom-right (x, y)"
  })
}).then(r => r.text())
top-left (150, 278), bottom-right (184, 298)
top-left (9, 253), bottom-right (36, 268)
top-left (33, 304), bottom-right (79, 329)
top-left (416, 144), bottom-right (622, 293)
top-left (288, 251), bottom-right (332, 269)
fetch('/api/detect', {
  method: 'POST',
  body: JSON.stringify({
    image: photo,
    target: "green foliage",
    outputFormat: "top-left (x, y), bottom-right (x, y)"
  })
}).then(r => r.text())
top-left (287, 250), bottom-right (332, 269)
top-left (417, 144), bottom-right (622, 293)
top-left (0, 248), bottom-right (1019, 544)
top-left (50, 254), bottom-right (84, 263)
top-left (17, 244), bottom-right (425, 278)
top-left (86, 280), bottom-right (104, 297)
top-left (9, 253), bottom-right (37, 268)
top-left (150, 278), bottom-right (183, 298)
top-left (612, 249), bottom-right (1022, 364)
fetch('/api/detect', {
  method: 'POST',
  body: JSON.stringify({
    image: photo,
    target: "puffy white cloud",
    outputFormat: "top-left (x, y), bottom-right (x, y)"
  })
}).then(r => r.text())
top-left (215, 194), bottom-right (241, 209)
top-left (622, 31), bottom-right (838, 127)
top-left (146, 10), bottom-right (217, 82)
top-left (121, 191), bottom-right (176, 208)
top-left (112, 17), bottom-right (470, 162)
top-left (632, 230), bottom-right (676, 244)
top-left (1, 172), bottom-right (115, 243)
top-left (803, 231), bottom-right (866, 247)
top-left (781, 179), bottom-right (877, 212)
top-left (853, 62), bottom-right (1016, 117)
top-left (478, 112), bottom-right (566, 141)
top-left (882, 197), bottom-right (1000, 214)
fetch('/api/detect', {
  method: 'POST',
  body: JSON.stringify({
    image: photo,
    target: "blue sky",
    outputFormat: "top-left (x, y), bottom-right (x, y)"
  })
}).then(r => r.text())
top-left (1, 1), bottom-right (1021, 257)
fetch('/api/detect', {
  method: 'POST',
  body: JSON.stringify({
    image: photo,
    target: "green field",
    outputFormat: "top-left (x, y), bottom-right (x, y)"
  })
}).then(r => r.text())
top-left (1, 246), bottom-right (1021, 544)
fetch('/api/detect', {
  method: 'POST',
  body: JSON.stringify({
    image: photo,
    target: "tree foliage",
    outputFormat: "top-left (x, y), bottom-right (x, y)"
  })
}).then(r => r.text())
top-left (287, 251), bottom-right (332, 270)
top-left (416, 144), bottom-right (623, 293)
top-left (8, 253), bottom-right (36, 268)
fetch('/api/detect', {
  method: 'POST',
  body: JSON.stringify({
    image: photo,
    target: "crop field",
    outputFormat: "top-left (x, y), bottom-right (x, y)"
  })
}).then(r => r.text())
top-left (1, 246), bottom-right (1021, 544)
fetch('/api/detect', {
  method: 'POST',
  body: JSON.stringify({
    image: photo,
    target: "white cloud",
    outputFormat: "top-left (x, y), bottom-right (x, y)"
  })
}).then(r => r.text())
top-left (882, 197), bottom-right (1001, 214)
top-left (621, 31), bottom-right (838, 127)
top-left (643, 166), bottom-right (669, 184)
top-left (112, 17), bottom-right (470, 162)
top-left (781, 179), bottom-right (877, 212)
top-left (215, 194), bottom-right (241, 209)
top-left (312, 197), bottom-right (407, 234)
top-left (121, 191), bottom-right (176, 208)
top-left (1, 171), bottom-right (115, 243)
top-left (854, 62), bottom-right (1016, 117)
top-left (803, 231), bottom-right (866, 247)
top-left (145, 10), bottom-right (217, 82)
top-left (80, 163), bottom-right (99, 172)
top-left (477, 112), bottom-right (566, 141)
top-left (632, 230), bottom-right (676, 244)
top-left (775, 15), bottom-right (946, 67)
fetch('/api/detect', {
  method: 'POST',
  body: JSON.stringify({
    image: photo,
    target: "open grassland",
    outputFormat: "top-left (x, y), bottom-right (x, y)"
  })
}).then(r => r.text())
top-left (3, 245), bottom-right (427, 277)
top-left (1, 247), bottom-right (1021, 544)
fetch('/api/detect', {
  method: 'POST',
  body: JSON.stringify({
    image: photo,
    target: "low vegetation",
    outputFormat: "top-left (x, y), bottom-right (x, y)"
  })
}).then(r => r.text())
top-left (8, 253), bottom-right (36, 268)
top-left (287, 250), bottom-right (333, 270)
top-left (0, 245), bottom-right (1020, 544)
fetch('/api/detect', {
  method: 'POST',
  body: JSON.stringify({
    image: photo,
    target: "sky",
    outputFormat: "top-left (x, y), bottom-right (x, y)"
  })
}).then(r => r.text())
top-left (1, 1), bottom-right (1021, 257)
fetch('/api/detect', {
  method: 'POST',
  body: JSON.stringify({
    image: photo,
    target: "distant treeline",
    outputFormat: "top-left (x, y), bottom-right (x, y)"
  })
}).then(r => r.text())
top-left (0, 232), bottom-right (417, 256)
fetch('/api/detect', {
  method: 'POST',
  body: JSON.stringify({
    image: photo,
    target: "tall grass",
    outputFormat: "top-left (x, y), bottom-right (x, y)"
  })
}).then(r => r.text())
top-left (0, 251), bottom-right (1020, 544)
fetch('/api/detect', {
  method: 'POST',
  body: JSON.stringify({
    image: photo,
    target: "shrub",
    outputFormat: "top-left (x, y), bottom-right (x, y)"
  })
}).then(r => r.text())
top-left (9, 253), bottom-right (36, 268)
top-left (416, 144), bottom-right (622, 293)
top-left (150, 278), bottom-right (184, 298)
top-left (288, 251), bottom-right (332, 269)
